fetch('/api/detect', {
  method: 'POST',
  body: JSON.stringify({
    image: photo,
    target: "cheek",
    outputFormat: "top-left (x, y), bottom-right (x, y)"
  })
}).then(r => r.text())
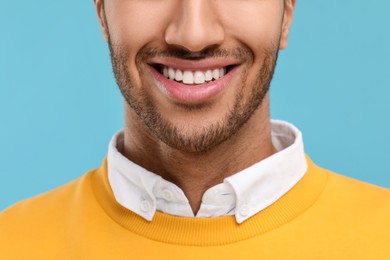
top-left (104, 1), bottom-right (177, 83)
top-left (104, 1), bottom-right (176, 52)
top-left (219, 1), bottom-right (284, 55)
top-left (219, 2), bottom-right (283, 92)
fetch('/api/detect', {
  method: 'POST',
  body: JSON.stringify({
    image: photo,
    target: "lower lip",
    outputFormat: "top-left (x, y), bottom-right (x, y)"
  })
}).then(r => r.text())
top-left (148, 66), bottom-right (238, 105)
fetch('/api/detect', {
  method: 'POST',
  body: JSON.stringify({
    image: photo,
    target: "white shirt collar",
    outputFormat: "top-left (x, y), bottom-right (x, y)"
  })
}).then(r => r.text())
top-left (107, 120), bottom-right (307, 224)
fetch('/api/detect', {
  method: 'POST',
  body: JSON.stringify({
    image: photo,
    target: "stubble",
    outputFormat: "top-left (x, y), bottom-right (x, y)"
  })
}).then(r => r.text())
top-left (109, 41), bottom-right (279, 153)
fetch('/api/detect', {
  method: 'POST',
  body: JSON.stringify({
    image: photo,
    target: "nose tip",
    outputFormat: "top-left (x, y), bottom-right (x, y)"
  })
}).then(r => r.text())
top-left (165, 0), bottom-right (224, 53)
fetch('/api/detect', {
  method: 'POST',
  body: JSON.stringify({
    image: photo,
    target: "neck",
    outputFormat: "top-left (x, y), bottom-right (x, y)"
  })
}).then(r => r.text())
top-left (122, 99), bottom-right (275, 214)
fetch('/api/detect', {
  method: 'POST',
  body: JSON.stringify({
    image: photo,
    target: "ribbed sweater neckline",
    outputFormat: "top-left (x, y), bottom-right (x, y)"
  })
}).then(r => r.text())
top-left (91, 157), bottom-right (328, 246)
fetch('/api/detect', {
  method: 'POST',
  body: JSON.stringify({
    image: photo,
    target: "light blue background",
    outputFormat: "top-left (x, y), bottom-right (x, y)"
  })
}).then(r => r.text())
top-left (1, 1), bottom-right (389, 210)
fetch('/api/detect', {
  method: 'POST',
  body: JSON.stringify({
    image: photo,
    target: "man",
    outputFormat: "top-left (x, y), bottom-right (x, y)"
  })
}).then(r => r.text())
top-left (1, 0), bottom-right (389, 259)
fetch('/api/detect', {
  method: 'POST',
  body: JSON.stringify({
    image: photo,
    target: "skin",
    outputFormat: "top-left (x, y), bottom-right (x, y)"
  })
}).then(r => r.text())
top-left (94, 0), bottom-right (296, 214)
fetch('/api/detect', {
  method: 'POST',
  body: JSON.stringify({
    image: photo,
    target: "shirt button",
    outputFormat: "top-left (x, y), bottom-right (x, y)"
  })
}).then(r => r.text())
top-left (239, 203), bottom-right (250, 217)
top-left (140, 200), bottom-right (151, 212)
top-left (162, 189), bottom-right (174, 200)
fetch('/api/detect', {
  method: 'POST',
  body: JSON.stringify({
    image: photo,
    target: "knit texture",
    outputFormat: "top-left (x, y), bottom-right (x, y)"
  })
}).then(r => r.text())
top-left (1, 157), bottom-right (390, 259)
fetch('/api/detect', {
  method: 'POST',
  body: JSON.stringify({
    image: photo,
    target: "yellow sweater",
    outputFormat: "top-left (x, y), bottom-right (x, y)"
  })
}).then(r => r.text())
top-left (1, 157), bottom-right (390, 259)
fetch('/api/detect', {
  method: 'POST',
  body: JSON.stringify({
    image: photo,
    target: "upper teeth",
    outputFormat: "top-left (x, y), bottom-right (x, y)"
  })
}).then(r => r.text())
top-left (162, 66), bottom-right (227, 84)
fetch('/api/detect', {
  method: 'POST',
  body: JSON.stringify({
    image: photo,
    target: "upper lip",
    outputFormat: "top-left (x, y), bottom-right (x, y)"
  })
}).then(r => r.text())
top-left (148, 57), bottom-right (241, 71)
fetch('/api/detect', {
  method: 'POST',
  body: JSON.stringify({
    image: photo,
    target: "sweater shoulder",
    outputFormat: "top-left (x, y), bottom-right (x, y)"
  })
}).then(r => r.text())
top-left (313, 167), bottom-right (390, 222)
top-left (0, 168), bottom-right (107, 258)
top-left (325, 169), bottom-right (390, 200)
top-left (2, 175), bottom-right (83, 216)
top-left (0, 169), bottom-right (98, 235)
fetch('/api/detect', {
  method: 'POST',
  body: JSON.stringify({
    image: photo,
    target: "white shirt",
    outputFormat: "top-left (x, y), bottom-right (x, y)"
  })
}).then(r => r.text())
top-left (107, 120), bottom-right (307, 224)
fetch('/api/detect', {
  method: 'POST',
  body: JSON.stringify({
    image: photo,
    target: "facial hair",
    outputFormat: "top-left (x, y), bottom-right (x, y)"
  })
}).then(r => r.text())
top-left (108, 41), bottom-right (279, 154)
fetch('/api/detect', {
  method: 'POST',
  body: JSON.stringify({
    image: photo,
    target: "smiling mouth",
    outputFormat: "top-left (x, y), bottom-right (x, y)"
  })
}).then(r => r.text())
top-left (153, 64), bottom-right (237, 85)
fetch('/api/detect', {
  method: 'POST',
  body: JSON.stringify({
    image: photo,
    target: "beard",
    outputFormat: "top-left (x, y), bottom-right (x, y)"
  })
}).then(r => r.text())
top-left (108, 41), bottom-right (279, 154)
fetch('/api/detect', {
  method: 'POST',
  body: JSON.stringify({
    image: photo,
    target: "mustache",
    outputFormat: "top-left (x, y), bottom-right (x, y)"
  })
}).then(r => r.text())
top-left (135, 45), bottom-right (254, 63)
